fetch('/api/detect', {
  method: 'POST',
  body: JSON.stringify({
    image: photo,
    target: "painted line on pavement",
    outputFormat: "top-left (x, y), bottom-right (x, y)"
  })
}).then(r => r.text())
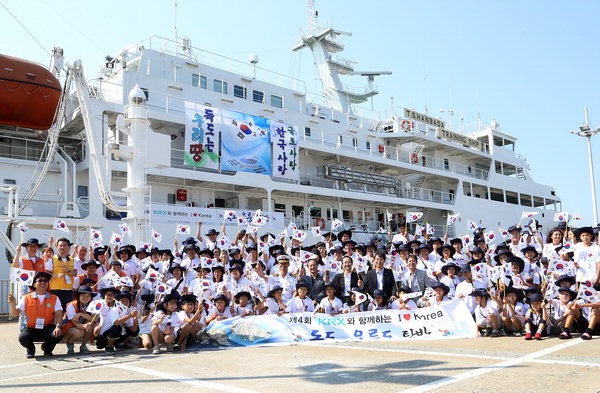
top-left (396, 339), bottom-right (584, 393)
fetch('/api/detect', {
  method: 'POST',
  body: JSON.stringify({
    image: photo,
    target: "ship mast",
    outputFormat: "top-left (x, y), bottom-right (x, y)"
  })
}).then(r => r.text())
top-left (293, 0), bottom-right (390, 114)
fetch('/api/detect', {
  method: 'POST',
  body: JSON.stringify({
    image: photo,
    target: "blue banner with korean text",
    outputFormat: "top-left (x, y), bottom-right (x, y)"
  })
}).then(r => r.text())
top-left (270, 121), bottom-right (299, 181)
top-left (184, 102), bottom-right (220, 169)
top-left (220, 109), bottom-right (271, 174)
top-left (203, 299), bottom-right (476, 347)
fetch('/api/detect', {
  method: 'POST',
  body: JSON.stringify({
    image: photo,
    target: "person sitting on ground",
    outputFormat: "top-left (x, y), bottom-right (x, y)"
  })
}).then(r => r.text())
top-left (151, 293), bottom-right (181, 354)
top-left (390, 285), bottom-right (417, 310)
top-left (316, 283), bottom-right (343, 315)
top-left (7, 271), bottom-right (63, 358)
top-left (496, 286), bottom-right (528, 336)
top-left (285, 282), bottom-right (315, 313)
top-left (176, 294), bottom-right (205, 350)
top-left (471, 288), bottom-right (502, 337)
top-left (524, 293), bottom-right (547, 340)
top-left (232, 290), bottom-right (254, 317)
top-left (368, 288), bottom-right (390, 311)
top-left (94, 287), bottom-right (137, 354)
top-left (61, 285), bottom-right (97, 355)
top-left (205, 294), bottom-right (233, 323)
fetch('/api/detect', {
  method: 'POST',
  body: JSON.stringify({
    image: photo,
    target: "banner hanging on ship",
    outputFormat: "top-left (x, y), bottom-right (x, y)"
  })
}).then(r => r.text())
top-left (184, 102), bottom-right (220, 169)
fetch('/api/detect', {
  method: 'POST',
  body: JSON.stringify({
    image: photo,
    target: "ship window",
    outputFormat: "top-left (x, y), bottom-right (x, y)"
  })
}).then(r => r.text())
top-left (327, 208), bottom-right (338, 219)
top-left (503, 163), bottom-right (516, 177)
top-left (310, 207), bottom-right (322, 218)
top-left (3, 178), bottom-right (16, 185)
top-left (271, 95), bottom-right (283, 108)
top-left (472, 184), bottom-right (489, 199)
top-left (343, 210), bottom-right (353, 221)
top-left (304, 127), bottom-right (311, 137)
top-left (545, 199), bottom-right (557, 210)
top-left (490, 187), bottom-right (503, 202)
top-left (141, 88), bottom-right (149, 100)
top-left (495, 161), bottom-right (502, 174)
top-left (200, 76), bottom-right (207, 89)
top-left (365, 141), bottom-right (371, 150)
top-left (463, 182), bottom-right (471, 196)
top-left (213, 79), bottom-right (228, 94)
top-left (533, 196), bottom-right (545, 208)
top-left (444, 158), bottom-right (449, 170)
top-left (337, 134), bottom-right (343, 145)
top-left (520, 194), bottom-right (532, 207)
top-left (505, 190), bottom-right (518, 205)
top-left (77, 186), bottom-right (88, 198)
top-left (352, 137), bottom-right (358, 147)
top-left (421, 156), bottom-right (427, 167)
top-left (234, 85), bottom-right (247, 99)
top-left (247, 198), bottom-right (261, 210)
top-left (274, 203), bottom-right (286, 212)
top-left (292, 205), bottom-right (304, 220)
top-left (167, 194), bottom-right (176, 205)
top-left (192, 73), bottom-right (199, 87)
top-left (253, 90), bottom-right (264, 103)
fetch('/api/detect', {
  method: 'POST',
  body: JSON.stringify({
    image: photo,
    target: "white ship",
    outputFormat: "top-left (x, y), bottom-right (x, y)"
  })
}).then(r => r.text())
top-left (0, 5), bottom-right (561, 297)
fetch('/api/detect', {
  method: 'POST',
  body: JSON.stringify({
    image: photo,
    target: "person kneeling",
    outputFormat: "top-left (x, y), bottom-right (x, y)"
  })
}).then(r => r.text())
top-left (470, 288), bottom-right (502, 337)
top-left (151, 293), bottom-right (181, 354)
top-left (61, 285), bottom-right (97, 355)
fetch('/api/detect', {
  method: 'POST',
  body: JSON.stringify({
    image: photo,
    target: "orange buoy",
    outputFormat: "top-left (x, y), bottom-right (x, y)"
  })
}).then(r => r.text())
top-left (0, 54), bottom-right (62, 130)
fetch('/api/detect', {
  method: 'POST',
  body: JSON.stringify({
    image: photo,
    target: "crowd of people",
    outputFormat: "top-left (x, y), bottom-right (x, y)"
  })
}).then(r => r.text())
top-left (7, 219), bottom-right (600, 358)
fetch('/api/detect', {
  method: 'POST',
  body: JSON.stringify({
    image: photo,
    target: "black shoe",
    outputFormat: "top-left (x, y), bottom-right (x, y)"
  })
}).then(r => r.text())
top-left (26, 352), bottom-right (35, 359)
top-left (173, 343), bottom-right (181, 352)
top-left (43, 352), bottom-right (53, 357)
top-left (105, 346), bottom-right (115, 354)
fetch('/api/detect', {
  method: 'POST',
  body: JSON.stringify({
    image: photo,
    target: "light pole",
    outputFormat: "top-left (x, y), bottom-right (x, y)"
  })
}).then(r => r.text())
top-left (571, 107), bottom-right (600, 225)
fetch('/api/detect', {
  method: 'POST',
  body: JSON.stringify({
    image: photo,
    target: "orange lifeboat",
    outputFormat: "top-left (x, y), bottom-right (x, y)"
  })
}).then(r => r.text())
top-left (0, 54), bottom-right (62, 130)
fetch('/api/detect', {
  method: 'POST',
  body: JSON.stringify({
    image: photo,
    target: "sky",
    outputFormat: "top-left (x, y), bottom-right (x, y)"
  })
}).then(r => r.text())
top-left (2, 0), bottom-right (600, 226)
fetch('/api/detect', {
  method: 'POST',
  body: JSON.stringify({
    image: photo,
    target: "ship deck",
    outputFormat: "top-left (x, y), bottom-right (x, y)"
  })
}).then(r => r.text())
top-left (1, 319), bottom-right (598, 392)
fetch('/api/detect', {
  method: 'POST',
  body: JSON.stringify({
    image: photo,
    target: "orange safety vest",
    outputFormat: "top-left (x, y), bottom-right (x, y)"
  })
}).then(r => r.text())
top-left (78, 273), bottom-right (99, 284)
top-left (20, 256), bottom-right (46, 273)
top-left (49, 255), bottom-right (75, 290)
top-left (61, 300), bottom-right (84, 334)
top-left (24, 292), bottom-right (58, 329)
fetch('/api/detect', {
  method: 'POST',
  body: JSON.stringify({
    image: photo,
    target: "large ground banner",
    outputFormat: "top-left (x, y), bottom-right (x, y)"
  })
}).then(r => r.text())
top-left (220, 109), bottom-right (272, 174)
top-left (203, 299), bottom-right (476, 347)
top-left (184, 102), bottom-right (220, 169)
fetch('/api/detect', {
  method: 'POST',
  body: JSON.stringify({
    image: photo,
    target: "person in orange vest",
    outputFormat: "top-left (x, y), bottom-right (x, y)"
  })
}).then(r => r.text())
top-left (12, 238), bottom-right (46, 296)
top-left (45, 237), bottom-right (76, 309)
top-left (61, 285), bottom-right (97, 355)
top-left (7, 271), bottom-right (63, 358)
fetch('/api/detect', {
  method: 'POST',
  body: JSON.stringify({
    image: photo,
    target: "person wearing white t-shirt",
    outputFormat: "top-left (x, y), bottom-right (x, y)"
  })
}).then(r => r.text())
top-left (317, 283), bottom-right (343, 315)
top-left (471, 288), bottom-right (501, 337)
top-left (151, 293), bottom-right (181, 354)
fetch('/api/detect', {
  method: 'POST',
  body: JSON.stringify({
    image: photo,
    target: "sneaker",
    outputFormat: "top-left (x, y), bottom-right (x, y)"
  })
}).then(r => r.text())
top-left (105, 346), bottom-right (115, 354)
top-left (166, 344), bottom-right (174, 352)
top-left (534, 333), bottom-right (542, 340)
top-left (558, 331), bottom-right (572, 339)
top-left (43, 351), bottom-right (53, 357)
top-left (514, 331), bottom-right (523, 337)
top-left (152, 346), bottom-right (161, 355)
top-left (524, 333), bottom-right (532, 340)
top-left (581, 332), bottom-right (592, 340)
top-left (490, 330), bottom-right (500, 338)
top-left (173, 343), bottom-right (181, 352)
top-left (483, 329), bottom-right (491, 337)
top-left (79, 345), bottom-right (91, 355)
top-left (66, 343), bottom-right (75, 355)
top-left (26, 352), bottom-right (35, 359)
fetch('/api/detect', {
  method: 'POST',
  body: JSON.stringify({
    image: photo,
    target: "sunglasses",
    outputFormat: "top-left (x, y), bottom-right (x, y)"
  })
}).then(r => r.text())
top-left (36, 279), bottom-right (49, 283)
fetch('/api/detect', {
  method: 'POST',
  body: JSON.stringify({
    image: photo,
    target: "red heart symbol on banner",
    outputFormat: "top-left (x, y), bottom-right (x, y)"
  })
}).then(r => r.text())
top-left (403, 314), bottom-right (411, 321)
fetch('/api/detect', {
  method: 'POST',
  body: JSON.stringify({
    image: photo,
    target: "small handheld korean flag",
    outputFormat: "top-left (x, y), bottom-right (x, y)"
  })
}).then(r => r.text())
top-left (151, 228), bottom-right (163, 243)
top-left (544, 283), bottom-right (560, 300)
top-left (559, 242), bottom-right (573, 255)
top-left (578, 285), bottom-right (600, 304)
top-left (484, 230), bottom-right (496, 244)
top-left (462, 234), bottom-right (472, 247)
top-left (498, 228), bottom-right (510, 240)
top-left (53, 218), bottom-right (70, 233)
top-left (406, 212), bottom-right (423, 223)
top-left (521, 211), bottom-right (539, 220)
top-left (17, 222), bottom-right (29, 233)
top-left (10, 267), bottom-right (35, 285)
top-left (223, 210), bottom-right (237, 222)
top-left (246, 225), bottom-right (260, 234)
top-left (426, 223), bottom-right (435, 235)
top-left (119, 222), bottom-right (130, 235)
top-left (109, 232), bottom-right (123, 246)
top-left (467, 220), bottom-right (478, 231)
top-left (86, 299), bottom-right (106, 314)
top-left (116, 276), bottom-right (134, 287)
top-left (90, 228), bottom-right (103, 243)
top-left (331, 218), bottom-right (344, 231)
top-left (287, 220), bottom-right (298, 234)
top-left (100, 269), bottom-right (121, 287)
top-left (311, 226), bottom-right (322, 237)
top-left (446, 213), bottom-right (460, 226)
top-left (352, 290), bottom-right (368, 306)
top-left (146, 266), bottom-right (164, 281)
top-left (553, 212), bottom-right (569, 222)
top-left (258, 241), bottom-right (269, 254)
top-left (572, 212), bottom-right (584, 222)
top-left (155, 282), bottom-right (173, 295)
top-left (386, 210), bottom-right (393, 222)
top-left (176, 224), bottom-right (191, 235)
top-left (217, 235), bottom-right (232, 249)
top-left (252, 209), bottom-right (266, 226)
top-left (294, 230), bottom-right (307, 242)
top-left (237, 215), bottom-right (249, 226)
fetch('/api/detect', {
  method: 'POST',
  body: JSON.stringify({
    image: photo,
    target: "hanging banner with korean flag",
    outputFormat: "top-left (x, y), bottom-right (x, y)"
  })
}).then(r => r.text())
top-left (10, 268), bottom-right (35, 285)
top-left (406, 212), bottom-right (423, 223)
top-left (184, 102), bottom-right (220, 169)
top-left (220, 109), bottom-right (271, 174)
top-left (270, 121), bottom-right (299, 180)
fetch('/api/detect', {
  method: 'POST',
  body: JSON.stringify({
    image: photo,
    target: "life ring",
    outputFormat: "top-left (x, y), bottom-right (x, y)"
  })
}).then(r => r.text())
top-left (401, 120), bottom-right (414, 131)
top-left (410, 153), bottom-right (419, 164)
top-left (316, 217), bottom-right (326, 230)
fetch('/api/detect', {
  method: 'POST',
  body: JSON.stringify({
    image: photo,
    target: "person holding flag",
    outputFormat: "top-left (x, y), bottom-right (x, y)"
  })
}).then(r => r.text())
top-left (93, 287), bottom-right (136, 354)
top-left (12, 238), bottom-right (46, 296)
top-left (151, 293), bottom-right (181, 354)
top-left (61, 285), bottom-right (97, 354)
top-left (542, 227), bottom-right (566, 263)
top-left (8, 271), bottom-right (63, 358)
top-left (572, 227), bottom-right (600, 291)
top-left (316, 283), bottom-right (343, 315)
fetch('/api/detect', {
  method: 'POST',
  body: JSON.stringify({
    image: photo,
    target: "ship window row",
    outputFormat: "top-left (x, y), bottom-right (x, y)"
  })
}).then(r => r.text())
top-left (495, 161), bottom-right (525, 179)
top-left (191, 73), bottom-right (283, 108)
top-left (463, 182), bottom-right (559, 210)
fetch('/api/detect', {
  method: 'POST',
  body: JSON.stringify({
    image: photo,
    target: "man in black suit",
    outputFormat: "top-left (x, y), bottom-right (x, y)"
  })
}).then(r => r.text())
top-left (331, 256), bottom-right (361, 302)
top-left (364, 251), bottom-right (396, 298)
top-left (300, 258), bottom-right (327, 302)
